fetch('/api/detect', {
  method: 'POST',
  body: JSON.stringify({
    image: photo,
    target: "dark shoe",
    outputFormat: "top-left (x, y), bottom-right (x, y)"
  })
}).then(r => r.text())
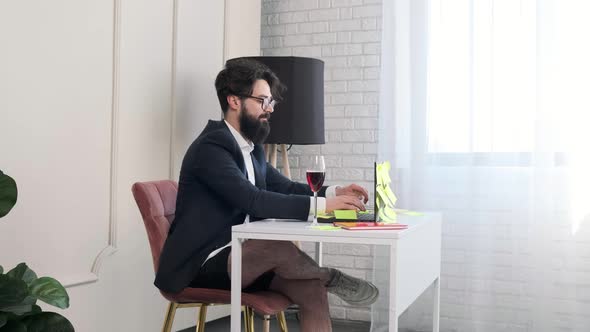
top-left (326, 269), bottom-right (379, 306)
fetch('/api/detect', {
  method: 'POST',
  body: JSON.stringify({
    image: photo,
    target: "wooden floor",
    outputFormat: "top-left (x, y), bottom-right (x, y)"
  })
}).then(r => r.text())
top-left (178, 311), bottom-right (371, 332)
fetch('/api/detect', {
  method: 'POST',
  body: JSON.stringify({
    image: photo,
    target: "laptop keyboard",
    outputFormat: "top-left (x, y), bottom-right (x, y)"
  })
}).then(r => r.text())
top-left (357, 212), bottom-right (375, 221)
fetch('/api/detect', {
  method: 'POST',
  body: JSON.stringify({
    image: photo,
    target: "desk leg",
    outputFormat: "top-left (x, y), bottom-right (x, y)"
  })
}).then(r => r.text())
top-left (231, 236), bottom-right (242, 332)
top-left (433, 277), bottom-right (440, 332)
top-left (389, 244), bottom-right (398, 332)
top-left (315, 242), bottom-right (323, 266)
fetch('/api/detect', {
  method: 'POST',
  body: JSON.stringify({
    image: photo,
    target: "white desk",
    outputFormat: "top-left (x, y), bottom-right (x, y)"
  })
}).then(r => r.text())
top-left (231, 213), bottom-right (441, 331)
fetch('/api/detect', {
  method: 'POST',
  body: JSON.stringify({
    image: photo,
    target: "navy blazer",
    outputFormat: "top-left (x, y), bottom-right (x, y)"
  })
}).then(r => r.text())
top-left (155, 120), bottom-right (327, 293)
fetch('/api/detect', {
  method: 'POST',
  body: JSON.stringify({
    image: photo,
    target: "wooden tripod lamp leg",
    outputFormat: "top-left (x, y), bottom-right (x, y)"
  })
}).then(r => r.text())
top-left (264, 144), bottom-right (270, 161)
top-left (270, 144), bottom-right (278, 167)
top-left (280, 144), bottom-right (291, 179)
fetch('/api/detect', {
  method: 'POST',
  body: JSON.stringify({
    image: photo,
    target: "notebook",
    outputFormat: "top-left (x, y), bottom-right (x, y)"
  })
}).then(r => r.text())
top-left (333, 221), bottom-right (408, 231)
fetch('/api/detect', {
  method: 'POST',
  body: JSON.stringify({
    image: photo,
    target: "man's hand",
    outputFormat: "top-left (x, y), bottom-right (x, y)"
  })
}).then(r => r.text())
top-left (335, 184), bottom-right (369, 204)
top-left (326, 196), bottom-right (366, 213)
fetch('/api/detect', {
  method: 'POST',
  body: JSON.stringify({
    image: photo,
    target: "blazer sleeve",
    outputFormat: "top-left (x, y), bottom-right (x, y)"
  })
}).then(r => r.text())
top-left (192, 138), bottom-right (311, 221)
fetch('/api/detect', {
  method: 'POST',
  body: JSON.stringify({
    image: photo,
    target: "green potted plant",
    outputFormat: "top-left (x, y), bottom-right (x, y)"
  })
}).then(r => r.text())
top-left (0, 170), bottom-right (74, 332)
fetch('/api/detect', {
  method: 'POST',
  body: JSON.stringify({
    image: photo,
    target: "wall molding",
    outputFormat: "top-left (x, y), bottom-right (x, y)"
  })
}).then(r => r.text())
top-left (168, 0), bottom-right (178, 180)
top-left (223, 0), bottom-right (229, 62)
top-left (65, 0), bottom-right (120, 288)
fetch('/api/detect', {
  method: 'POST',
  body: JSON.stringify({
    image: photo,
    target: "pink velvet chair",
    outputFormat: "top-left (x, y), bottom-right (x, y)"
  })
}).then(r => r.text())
top-left (132, 180), bottom-right (290, 332)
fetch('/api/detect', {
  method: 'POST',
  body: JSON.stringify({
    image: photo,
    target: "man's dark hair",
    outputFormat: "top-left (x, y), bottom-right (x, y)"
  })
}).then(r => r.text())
top-left (215, 58), bottom-right (284, 113)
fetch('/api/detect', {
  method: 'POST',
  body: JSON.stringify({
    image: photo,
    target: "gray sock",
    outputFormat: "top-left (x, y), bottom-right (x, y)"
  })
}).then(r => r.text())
top-left (325, 268), bottom-right (339, 288)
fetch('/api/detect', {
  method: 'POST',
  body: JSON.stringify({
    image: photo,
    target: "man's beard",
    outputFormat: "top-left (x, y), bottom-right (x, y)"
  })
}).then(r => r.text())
top-left (239, 106), bottom-right (271, 144)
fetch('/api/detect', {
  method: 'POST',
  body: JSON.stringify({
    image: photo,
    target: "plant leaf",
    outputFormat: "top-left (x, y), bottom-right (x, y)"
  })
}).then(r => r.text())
top-left (21, 312), bottom-right (74, 332)
top-left (0, 275), bottom-right (28, 308)
top-left (0, 313), bottom-right (6, 328)
top-left (20, 295), bottom-right (36, 306)
top-left (29, 305), bottom-right (42, 315)
top-left (0, 320), bottom-right (27, 332)
top-left (0, 312), bottom-right (17, 323)
top-left (0, 304), bottom-right (33, 316)
top-left (0, 171), bottom-right (18, 219)
top-left (29, 277), bottom-right (69, 309)
top-left (0, 266), bottom-right (4, 274)
top-left (6, 264), bottom-right (37, 286)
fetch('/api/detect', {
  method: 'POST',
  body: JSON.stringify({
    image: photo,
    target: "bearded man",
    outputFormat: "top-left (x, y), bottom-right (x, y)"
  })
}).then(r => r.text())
top-left (155, 58), bottom-right (378, 331)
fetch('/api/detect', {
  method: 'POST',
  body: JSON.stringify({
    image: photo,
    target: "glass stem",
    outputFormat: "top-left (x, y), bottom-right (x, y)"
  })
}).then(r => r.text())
top-left (314, 192), bottom-right (318, 222)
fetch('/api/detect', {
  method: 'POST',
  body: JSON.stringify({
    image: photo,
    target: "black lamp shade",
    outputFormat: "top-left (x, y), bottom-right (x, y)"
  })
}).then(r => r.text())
top-left (235, 56), bottom-right (325, 145)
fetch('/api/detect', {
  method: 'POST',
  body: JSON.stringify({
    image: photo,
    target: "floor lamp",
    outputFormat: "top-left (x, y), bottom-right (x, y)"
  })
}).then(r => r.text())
top-left (238, 56), bottom-right (325, 179)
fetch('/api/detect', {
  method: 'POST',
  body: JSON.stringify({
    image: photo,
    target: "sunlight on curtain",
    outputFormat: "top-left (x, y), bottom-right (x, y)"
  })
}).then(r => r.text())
top-left (547, 2), bottom-right (590, 234)
top-left (428, 0), bottom-right (536, 153)
top-left (375, 1), bottom-right (590, 331)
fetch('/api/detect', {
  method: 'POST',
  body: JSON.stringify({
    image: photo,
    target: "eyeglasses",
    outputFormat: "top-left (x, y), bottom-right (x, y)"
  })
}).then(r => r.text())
top-left (239, 95), bottom-right (277, 111)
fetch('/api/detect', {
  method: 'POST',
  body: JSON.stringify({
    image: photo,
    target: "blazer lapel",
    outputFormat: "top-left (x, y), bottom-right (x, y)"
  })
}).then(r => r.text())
top-left (219, 121), bottom-right (247, 177)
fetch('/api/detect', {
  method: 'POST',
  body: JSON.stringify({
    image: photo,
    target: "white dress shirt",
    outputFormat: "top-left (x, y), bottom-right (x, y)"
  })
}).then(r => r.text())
top-left (202, 120), bottom-right (337, 265)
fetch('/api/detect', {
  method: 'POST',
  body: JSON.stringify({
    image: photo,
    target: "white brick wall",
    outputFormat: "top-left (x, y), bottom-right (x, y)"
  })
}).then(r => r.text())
top-left (262, 0), bottom-right (381, 320)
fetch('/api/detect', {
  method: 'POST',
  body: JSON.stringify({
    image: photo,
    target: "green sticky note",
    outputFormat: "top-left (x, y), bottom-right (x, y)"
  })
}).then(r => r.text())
top-left (334, 210), bottom-right (358, 220)
top-left (404, 211), bottom-right (424, 216)
top-left (311, 225), bottom-right (341, 230)
top-left (385, 186), bottom-right (398, 205)
top-left (379, 206), bottom-right (398, 222)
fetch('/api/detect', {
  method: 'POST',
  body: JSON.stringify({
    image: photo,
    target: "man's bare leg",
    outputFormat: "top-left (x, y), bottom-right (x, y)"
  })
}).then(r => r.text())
top-left (228, 239), bottom-right (332, 287)
top-left (269, 275), bottom-right (332, 332)
top-left (227, 239), bottom-right (379, 308)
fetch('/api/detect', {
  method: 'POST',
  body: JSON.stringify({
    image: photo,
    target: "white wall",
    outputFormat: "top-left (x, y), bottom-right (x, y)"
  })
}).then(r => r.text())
top-left (0, 1), bottom-right (259, 331)
top-left (172, 0), bottom-right (261, 181)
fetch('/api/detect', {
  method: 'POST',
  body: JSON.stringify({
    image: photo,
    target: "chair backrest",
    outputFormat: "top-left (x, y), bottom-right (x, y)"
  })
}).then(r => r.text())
top-left (131, 180), bottom-right (293, 314)
top-left (131, 180), bottom-right (178, 273)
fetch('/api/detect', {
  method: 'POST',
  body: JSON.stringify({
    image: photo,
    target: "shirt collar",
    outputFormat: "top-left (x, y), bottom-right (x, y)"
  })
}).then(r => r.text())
top-left (224, 119), bottom-right (254, 153)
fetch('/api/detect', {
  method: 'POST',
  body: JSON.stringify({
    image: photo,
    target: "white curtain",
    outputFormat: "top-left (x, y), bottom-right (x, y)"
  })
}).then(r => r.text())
top-left (373, 0), bottom-right (590, 331)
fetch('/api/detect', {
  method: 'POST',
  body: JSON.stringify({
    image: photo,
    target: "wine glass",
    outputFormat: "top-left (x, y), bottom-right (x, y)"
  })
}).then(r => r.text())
top-left (306, 155), bottom-right (326, 226)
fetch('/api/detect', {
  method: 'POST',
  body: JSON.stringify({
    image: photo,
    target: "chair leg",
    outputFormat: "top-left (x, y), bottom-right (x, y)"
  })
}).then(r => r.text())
top-left (249, 307), bottom-right (255, 332)
top-left (161, 302), bottom-right (178, 332)
top-left (277, 311), bottom-right (289, 332)
top-left (262, 315), bottom-right (271, 332)
top-left (195, 304), bottom-right (208, 332)
top-left (242, 306), bottom-right (250, 332)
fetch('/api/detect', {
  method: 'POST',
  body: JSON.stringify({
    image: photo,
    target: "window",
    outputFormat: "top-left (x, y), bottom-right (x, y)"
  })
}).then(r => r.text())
top-left (427, 0), bottom-right (537, 153)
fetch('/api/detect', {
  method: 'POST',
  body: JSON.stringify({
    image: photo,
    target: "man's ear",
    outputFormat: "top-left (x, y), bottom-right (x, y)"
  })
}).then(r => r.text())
top-left (227, 95), bottom-right (240, 110)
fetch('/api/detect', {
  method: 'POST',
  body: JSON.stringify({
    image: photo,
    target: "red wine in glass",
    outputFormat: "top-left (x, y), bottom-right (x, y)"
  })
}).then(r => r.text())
top-left (306, 171), bottom-right (325, 192)
top-left (307, 155), bottom-right (326, 225)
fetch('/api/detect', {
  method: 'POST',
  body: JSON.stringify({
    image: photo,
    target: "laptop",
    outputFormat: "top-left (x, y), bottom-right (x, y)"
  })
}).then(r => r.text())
top-left (319, 162), bottom-right (380, 223)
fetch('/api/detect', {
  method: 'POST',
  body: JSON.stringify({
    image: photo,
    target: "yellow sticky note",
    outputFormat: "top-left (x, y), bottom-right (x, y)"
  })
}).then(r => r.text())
top-left (378, 206), bottom-right (398, 223)
top-left (311, 225), bottom-right (341, 231)
top-left (377, 186), bottom-right (394, 207)
top-left (317, 213), bottom-right (333, 219)
top-left (404, 211), bottom-right (424, 216)
top-left (376, 161), bottom-right (392, 185)
top-left (382, 162), bottom-right (392, 184)
top-left (384, 186), bottom-right (398, 205)
top-left (334, 210), bottom-right (358, 220)
top-left (378, 197), bottom-right (389, 211)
